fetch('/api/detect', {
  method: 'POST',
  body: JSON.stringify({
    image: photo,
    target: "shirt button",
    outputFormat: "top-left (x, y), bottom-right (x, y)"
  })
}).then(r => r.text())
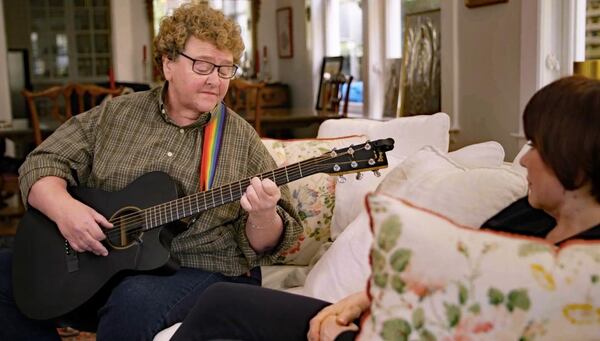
top-left (161, 108), bottom-right (166, 114)
top-left (167, 152), bottom-right (173, 157)
top-left (179, 129), bottom-right (185, 134)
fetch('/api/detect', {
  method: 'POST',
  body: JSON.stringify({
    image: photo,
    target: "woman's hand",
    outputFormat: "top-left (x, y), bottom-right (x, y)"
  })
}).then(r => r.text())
top-left (240, 177), bottom-right (281, 216)
top-left (307, 291), bottom-right (370, 341)
top-left (54, 198), bottom-right (113, 256)
top-left (28, 176), bottom-right (113, 256)
top-left (317, 315), bottom-right (359, 341)
top-left (241, 177), bottom-right (284, 252)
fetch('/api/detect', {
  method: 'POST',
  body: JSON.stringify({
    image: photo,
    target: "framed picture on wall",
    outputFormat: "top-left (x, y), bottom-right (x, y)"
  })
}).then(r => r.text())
top-left (276, 7), bottom-right (293, 58)
top-left (315, 56), bottom-right (344, 110)
top-left (400, 10), bottom-right (441, 116)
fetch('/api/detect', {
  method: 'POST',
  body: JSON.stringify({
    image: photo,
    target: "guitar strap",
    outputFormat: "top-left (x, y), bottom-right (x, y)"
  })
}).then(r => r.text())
top-left (199, 103), bottom-right (227, 191)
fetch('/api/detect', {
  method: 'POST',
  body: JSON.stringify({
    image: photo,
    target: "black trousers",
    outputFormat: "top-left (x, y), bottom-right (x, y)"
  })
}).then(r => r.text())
top-left (172, 282), bottom-right (357, 341)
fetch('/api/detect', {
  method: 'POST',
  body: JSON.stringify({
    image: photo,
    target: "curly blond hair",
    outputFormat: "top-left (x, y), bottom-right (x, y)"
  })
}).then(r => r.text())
top-left (153, 2), bottom-right (245, 78)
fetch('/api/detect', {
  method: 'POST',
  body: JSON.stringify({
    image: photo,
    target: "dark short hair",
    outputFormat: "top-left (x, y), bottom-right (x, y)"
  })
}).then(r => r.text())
top-left (523, 75), bottom-right (600, 202)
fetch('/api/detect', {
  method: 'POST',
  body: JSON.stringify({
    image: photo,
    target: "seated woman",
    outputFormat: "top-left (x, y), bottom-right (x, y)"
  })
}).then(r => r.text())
top-left (171, 75), bottom-right (600, 341)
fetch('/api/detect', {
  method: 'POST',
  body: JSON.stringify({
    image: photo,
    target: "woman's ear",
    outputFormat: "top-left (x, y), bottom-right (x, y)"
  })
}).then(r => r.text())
top-left (162, 55), bottom-right (174, 81)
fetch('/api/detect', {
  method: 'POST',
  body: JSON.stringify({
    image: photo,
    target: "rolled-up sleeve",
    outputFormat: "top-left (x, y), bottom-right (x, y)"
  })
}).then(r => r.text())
top-left (232, 130), bottom-right (302, 267)
top-left (18, 106), bottom-right (100, 205)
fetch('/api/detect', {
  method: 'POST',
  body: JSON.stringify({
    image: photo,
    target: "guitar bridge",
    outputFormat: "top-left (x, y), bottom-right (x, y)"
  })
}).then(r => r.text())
top-left (64, 240), bottom-right (79, 273)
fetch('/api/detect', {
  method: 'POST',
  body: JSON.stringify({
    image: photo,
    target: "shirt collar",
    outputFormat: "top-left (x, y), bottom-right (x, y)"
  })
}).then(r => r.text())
top-left (157, 82), bottom-right (221, 129)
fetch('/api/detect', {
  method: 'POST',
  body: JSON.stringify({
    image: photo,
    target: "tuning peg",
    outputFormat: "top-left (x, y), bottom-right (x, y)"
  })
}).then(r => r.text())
top-left (364, 142), bottom-right (371, 150)
top-left (350, 161), bottom-right (358, 168)
top-left (347, 146), bottom-right (355, 155)
top-left (373, 170), bottom-right (381, 177)
top-left (338, 176), bottom-right (347, 184)
top-left (355, 172), bottom-right (363, 180)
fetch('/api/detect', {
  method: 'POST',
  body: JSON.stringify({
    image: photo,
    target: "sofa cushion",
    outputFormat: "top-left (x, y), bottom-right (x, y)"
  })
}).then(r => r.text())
top-left (326, 113), bottom-right (451, 239)
top-left (302, 143), bottom-right (524, 302)
top-left (302, 210), bottom-right (372, 303)
top-left (360, 193), bottom-right (600, 340)
top-left (262, 135), bottom-right (366, 265)
top-left (377, 145), bottom-right (527, 228)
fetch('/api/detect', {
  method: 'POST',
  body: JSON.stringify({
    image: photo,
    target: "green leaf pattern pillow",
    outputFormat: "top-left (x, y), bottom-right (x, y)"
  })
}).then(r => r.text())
top-left (359, 193), bottom-right (600, 341)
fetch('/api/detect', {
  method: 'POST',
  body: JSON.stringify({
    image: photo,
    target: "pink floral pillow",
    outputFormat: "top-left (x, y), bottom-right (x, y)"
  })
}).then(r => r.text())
top-left (360, 193), bottom-right (600, 340)
top-left (262, 136), bottom-right (366, 265)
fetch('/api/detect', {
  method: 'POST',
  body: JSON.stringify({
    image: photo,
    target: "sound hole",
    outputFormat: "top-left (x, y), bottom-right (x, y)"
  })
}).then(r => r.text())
top-left (105, 207), bottom-right (144, 249)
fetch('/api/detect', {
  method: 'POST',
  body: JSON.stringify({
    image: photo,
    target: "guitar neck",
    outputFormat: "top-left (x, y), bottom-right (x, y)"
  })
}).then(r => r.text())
top-left (142, 157), bottom-right (325, 230)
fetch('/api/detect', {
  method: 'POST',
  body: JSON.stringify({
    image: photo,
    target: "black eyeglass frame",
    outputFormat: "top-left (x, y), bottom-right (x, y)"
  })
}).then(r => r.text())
top-left (179, 52), bottom-right (239, 79)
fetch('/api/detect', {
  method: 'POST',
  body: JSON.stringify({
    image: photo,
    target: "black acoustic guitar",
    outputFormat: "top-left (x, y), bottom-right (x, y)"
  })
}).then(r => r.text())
top-left (12, 138), bottom-right (394, 320)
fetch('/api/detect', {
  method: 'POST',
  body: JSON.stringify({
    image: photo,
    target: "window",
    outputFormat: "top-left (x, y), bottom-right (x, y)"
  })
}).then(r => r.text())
top-left (586, 0), bottom-right (600, 59)
top-left (28, 0), bottom-right (112, 85)
top-left (326, 0), bottom-right (364, 108)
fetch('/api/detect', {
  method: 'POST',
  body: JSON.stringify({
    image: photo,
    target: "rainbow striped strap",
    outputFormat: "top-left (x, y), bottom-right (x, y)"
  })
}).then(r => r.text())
top-left (199, 103), bottom-right (227, 191)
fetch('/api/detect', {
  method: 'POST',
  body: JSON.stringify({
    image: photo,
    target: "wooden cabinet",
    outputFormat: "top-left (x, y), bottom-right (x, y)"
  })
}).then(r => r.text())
top-left (259, 83), bottom-right (290, 108)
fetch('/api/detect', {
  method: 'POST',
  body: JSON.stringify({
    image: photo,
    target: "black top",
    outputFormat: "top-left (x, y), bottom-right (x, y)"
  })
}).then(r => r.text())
top-left (482, 196), bottom-right (600, 241)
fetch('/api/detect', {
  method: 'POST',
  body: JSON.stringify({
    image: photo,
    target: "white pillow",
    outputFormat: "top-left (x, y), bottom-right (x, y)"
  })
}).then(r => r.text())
top-left (511, 142), bottom-right (531, 176)
top-left (378, 145), bottom-right (528, 228)
top-left (303, 144), bottom-right (528, 303)
top-left (329, 155), bottom-right (404, 240)
top-left (365, 113), bottom-right (450, 160)
top-left (328, 113), bottom-right (451, 239)
top-left (302, 210), bottom-right (372, 303)
top-left (448, 141), bottom-right (505, 168)
top-left (317, 118), bottom-right (378, 138)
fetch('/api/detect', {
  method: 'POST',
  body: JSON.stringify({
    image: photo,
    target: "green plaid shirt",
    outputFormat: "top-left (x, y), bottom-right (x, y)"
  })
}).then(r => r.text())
top-left (19, 85), bottom-right (302, 276)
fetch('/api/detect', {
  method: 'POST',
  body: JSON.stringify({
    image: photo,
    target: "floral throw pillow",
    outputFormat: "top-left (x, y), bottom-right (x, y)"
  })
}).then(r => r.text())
top-left (360, 193), bottom-right (600, 341)
top-left (262, 135), bottom-right (366, 265)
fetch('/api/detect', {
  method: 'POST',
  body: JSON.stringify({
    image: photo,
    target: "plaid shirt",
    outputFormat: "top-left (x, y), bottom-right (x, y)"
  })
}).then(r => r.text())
top-left (19, 85), bottom-right (302, 276)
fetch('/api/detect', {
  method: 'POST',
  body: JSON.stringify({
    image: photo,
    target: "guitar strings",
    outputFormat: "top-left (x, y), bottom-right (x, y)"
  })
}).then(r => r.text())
top-left (104, 144), bottom-right (379, 240)
top-left (102, 156), bottom-right (331, 239)
top-left (104, 146), bottom-right (376, 241)
top-left (102, 156), bottom-right (338, 240)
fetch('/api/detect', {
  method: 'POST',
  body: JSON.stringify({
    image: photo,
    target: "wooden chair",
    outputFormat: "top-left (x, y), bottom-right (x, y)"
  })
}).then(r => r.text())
top-left (73, 83), bottom-right (124, 115)
top-left (321, 73), bottom-right (354, 117)
top-left (22, 84), bottom-right (75, 146)
top-left (225, 79), bottom-right (266, 136)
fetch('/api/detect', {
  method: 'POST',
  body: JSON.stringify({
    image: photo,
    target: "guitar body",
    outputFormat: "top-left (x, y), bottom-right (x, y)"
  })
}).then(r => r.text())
top-left (12, 171), bottom-right (184, 320)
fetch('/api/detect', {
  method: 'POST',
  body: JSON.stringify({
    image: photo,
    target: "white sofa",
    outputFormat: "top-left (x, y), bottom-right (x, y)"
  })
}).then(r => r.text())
top-left (155, 112), bottom-right (536, 339)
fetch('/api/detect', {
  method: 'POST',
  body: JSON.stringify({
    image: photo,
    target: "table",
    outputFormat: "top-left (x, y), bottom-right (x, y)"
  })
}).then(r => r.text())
top-left (0, 118), bottom-right (60, 158)
top-left (243, 108), bottom-right (347, 138)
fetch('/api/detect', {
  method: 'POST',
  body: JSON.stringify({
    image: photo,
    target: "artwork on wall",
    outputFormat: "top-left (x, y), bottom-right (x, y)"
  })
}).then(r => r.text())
top-left (383, 58), bottom-right (402, 118)
top-left (399, 9), bottom-right (441, 116)
top-left (276, 7), bottom-right (293, 58)
top-left (315, 56), bottom-right (344, 110)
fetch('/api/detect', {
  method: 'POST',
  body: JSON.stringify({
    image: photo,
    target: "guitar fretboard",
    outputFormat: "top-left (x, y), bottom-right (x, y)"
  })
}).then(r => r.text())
top-left (141, 158), bottom-right (323, 230)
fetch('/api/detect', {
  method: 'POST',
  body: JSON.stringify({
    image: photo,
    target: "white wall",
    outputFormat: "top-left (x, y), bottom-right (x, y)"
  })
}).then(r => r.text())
top-left (258, 0), bottom-right (313, 108)
top-left (111, 0), bottom-right (152, 83)
top-left (451, 0), bottom-right (522, 159)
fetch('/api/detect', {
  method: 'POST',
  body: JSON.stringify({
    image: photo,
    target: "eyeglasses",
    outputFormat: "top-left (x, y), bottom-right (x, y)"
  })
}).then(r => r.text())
top-left (179, 52), bottom-right (238, 79)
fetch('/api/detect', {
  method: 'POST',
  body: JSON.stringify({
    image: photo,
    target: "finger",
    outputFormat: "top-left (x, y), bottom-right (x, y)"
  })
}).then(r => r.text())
top-left (245, 184), bottom-right (259, 205)
top-left (249, 177), bottom-right (266, 198)
top-left (336, 306), bottom-right (361, 324)
top-left (87, 223), bottom-right (106, 241)
top-left (261, 178), bottom-right (279, 196)
top-left (94, 211), bottom-right (113, 229)
top-left (308, 316), bottom-right (324, 341)
top-left (86, 234), bottom-right (108, 256)
top-left (240, 194), bottom-right (252, 211)
top-left (68, 240), bottom-right (84, 253)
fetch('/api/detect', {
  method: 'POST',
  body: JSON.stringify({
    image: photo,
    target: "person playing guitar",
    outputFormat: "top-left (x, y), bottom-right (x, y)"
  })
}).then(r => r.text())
top-left (0, 3), bottom-right (304, 339)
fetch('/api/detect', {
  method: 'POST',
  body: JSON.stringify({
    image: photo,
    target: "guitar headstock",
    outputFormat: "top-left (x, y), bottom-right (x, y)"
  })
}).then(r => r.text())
top-left (316, 138), bottom-right (395, 178)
